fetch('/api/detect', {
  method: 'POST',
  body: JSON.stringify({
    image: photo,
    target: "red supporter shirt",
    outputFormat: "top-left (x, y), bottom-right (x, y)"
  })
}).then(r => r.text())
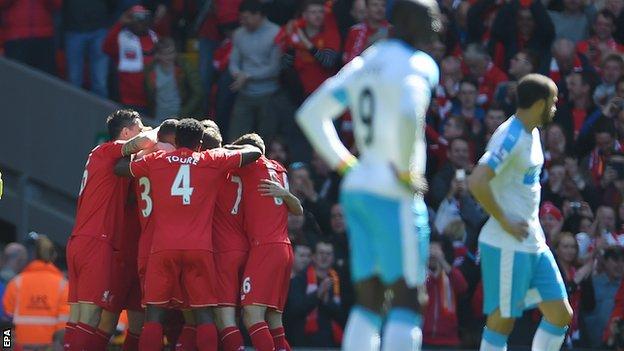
top-left (238, 156), bottom-right (290, 246)
top-left (213, 173), bottom-right (249, 252)
top-left (70, 142), bottom-right (129, 245)
top-left (342, 21), bottom-right (390, 64)
top-left (130, 148), bottom-right (242, 253)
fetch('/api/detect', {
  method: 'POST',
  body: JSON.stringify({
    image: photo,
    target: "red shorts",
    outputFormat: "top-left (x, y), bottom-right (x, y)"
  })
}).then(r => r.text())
top-left (144, 250), bottom-right (217, 308)
top-left (137, 255), bottom-right (148, 301)
top-left (240, 243), bottom-right (293, 312)
top-left (215, 250), bottom-right (248, 306)
top-left (66, 236), bottom-right (112, 308)
top-left (107, 251), bottom-right (142, 313)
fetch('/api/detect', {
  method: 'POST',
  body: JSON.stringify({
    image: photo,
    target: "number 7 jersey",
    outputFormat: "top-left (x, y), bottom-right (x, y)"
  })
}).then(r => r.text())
top-left (130, 147), bottom-right (243, 253)
top-left (298, 39), bottom-right (439, 199)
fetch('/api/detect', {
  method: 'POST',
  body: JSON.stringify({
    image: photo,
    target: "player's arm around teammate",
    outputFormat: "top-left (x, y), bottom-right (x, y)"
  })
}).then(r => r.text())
top-left (258, 178), bottom-right (303, 215)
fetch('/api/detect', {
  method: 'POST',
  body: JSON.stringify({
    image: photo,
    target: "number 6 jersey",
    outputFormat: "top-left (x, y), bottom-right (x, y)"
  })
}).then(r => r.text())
top-left (236, 156), bottom-right (290, 247)
top-left (297, 39), bottom-right (439, 199)
top-left (129, 147), bottom-right (242, 253)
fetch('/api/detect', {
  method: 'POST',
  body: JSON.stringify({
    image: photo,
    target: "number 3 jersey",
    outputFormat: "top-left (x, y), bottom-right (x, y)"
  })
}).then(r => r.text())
top-left (236, 156), bottom-right (290, 247)
top-left (297, 39), bottom-right (439, 199)
top-left (130, 147), bottom-right (242, 253)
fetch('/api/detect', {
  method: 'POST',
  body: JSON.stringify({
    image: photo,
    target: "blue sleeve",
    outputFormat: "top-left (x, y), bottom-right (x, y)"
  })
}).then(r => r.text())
top-left (479, 119), bottom-right (522, 174)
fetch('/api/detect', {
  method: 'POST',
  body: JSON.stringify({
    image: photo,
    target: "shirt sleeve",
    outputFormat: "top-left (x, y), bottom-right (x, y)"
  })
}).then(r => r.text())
top-left (102, 141), bottom-right (125, 159)
top-left (130, 154), bottom-right (151, 178)
top-left (211, 149), bottom-right (243, 171)
top-left (478, 122), bottom-right (522, 174)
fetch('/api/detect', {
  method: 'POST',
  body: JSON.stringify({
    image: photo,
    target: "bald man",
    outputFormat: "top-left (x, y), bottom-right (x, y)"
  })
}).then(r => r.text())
top-left (0, 243), bottom-right (28, 284)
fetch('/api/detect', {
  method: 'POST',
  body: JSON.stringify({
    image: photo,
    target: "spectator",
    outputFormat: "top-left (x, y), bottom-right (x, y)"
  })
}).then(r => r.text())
top-left (543, 163), bottom-right (567, 207)
top-left (548, 0), bottom-right (596, 43)
top-left (267, 137), bottom-right (290, 167)
top-left (450, 78), bottom-right (486, 131)
top-left (577, 10), bottom-right (624, 70)
top-left (430, 137), bottom-right (473, 209)
top-left (427, 115), bottom-right (470, 173)
top-left (601, 153), bottom-right (624, 208)
top-left (423, 234), bottom-right (468, 347)
top-left (475, 106), bottom-right (506, 156)
top-left (278, 0), bottom-right (341, 99)
top-left (462, 44), bottom-right (508, 107)
top-left (552, 231), bottom-right (595, 347)
top-left (539, 201), bottom-right (564, 243)
top-left (583, 120), bottom-right (623, 188)
top-left (212, 24), bottom-right (238, 136)
top-left (494, 49), bottom-right (539, 115)
top-left (583, 246), bottom-right (624, 348)
top-left (228, 0), bottom-right (282, 142)
top-left (597, 205), bottom-right (623, 246)
top-left (284, 241), bottom-right (344, 348)
top-left (466, 0), bottom-right (502, 46)
top-left (343, 0), bottom-right (389, 64)
top-left (0, 243), bottom-right (27, 285)
top-left (144, 38), bottom-right (204, 123)
top-left (102, 6), bottom-right (158, 113)
top-left (2, 235), bottom-right (68, 348)
top-left (544, 123), bottom-right (568, 167)
top-left (289, 162), bottom-right (331, 229)
top-left (549, 38), bottom-right (594, 89)
top-left (594, 54), bottom-right (624, 109)
top-left (553, 71), bottom-right (601, 152)
top-left (0, 0), bottom-right (61, 74)
top-left (489, 0), bottom-right (555, 72)
top-left (327, 203), bottom-right (349, 270)
top-left (62, 0), bottom-right (112, 98)
top-left (292, 241), bottom-right (313, 277)
top-left (435, 56), bottom-right (463, 121)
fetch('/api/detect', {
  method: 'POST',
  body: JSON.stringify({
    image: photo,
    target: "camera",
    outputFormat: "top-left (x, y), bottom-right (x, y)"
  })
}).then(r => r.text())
top-left (455, 169), bottom-right (466, 182)
top-left (570, 202), bottom-right (581, 210)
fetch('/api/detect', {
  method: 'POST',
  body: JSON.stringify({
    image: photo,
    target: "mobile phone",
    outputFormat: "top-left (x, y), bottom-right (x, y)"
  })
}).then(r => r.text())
top-left (455, 169), bottom-right (466, 181)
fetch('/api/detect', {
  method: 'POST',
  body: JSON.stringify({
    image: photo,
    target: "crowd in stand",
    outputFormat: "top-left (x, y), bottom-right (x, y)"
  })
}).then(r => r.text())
top-left (7, 0), bottom-right (624, 349)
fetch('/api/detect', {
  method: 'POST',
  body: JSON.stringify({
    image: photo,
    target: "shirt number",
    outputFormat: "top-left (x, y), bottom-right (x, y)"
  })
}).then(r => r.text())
top-left (171, 165), bottom-right (193, 205)
top-left (78, 170), bottom-right (88, 196)
top-left (139, 177), bottom-right (152, 217)
top-left (268, 169), bottom-right (286, 206)
top-left (359, 88), bottom-right (375, 145)
top-left (230, 176), bottom-right (242, 214)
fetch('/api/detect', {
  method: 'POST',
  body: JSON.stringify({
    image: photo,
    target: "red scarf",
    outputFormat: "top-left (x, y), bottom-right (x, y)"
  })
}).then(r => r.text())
top-left (304, 266), bottom-right (343, 344)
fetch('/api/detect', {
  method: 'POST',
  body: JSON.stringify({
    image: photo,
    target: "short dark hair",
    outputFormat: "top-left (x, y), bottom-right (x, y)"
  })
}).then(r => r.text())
top-left (391, 0), bottom-right (441, 46)
top-left (175, 118), bottom-right (205, 150)
top-left (158, 119), bottom-right (178, 141)
top-left (519, 48), bottom-right (540, 71)
top-left (430, 233), bottom-right (454, 265)
top-left (106, 109), bottom-right (140, 139)
top-left (604, 246), bottom-right (623, 261)
top-left (239, 0), bottom-right (264, 14)
top-left (516, 74), bottom-right (555, 109)
top-left (232, 133), bottom-right (266, 154)
top-left (201, 127), bottom-right (223, 151)
top-left (597, 9), bottom-right (617, 25)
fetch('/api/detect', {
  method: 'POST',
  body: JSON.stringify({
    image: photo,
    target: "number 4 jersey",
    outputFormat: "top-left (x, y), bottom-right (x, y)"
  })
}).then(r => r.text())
top-left (130, 147), bottom-right (243, 253)
top-left (237, 156), bottom-right (290, 246)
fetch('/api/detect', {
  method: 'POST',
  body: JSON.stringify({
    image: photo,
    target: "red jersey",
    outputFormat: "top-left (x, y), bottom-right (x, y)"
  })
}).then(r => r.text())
top-left (238, 156), bottom-right (290, 246)
top-left (70, 141), bottom-right (129, 244)
top-left (213, 173), bottom-right (249, 252)
top-left (134, 176), bottom-right (155, 259)
top-left (113, 182), bottom-right (141, 255)
top-left (129, 147), bottom-right (242, 253)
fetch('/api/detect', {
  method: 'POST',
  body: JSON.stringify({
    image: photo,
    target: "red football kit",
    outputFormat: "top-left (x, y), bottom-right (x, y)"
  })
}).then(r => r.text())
top-left (237, 156), bottom-right (293, 312)
top-left (67, 141), bottom-right (129, 307)
top-left (135, 173), bottom-right (156, 301)
top-left (213, 172), bottom-right (250, 306)
top-left (109, 184), bottom-right (142, 312)
top-left (130, 147), bottom-right (242, 307)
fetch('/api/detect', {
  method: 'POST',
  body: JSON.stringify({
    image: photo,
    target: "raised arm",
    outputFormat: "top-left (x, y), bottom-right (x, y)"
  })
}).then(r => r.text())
top-left (121, 127), bottom-right (160, 156)
top-left (238, 145), bottom-right (263, 166)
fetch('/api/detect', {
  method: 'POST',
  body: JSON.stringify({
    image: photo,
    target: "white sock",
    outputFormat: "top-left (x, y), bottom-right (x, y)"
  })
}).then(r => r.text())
top-left (532, 319), bottom-right (567, 351)
top-left (381, 307), bottom-right (422, 351)
top-left (343, 305), bottom-right (382, 351)
top-left (480, 327), bottom-right (508, 351)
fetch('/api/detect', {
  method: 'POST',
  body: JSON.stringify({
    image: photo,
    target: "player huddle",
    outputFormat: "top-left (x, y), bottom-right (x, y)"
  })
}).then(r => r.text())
top-left (63, 111), bottom-right (302, 351)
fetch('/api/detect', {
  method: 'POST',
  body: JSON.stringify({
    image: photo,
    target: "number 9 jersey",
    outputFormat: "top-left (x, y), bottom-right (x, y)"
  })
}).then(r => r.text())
top-left (297, 39), bottom-right (439, 199)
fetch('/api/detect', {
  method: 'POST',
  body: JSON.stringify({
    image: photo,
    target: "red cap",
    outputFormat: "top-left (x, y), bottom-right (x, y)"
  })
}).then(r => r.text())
top-left (539, 202), bottom-right (563, 221)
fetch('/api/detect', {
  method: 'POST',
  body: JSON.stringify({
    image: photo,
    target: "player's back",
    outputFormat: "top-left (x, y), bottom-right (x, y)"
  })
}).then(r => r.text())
top-left (213, 172), bottom-right (249, 252)
top-left (71, 141), bottom-right (129, 242)
top-left (130, 147), bottom-right (241, 253)
top-left (239, 156), bottom-right (290, 246)
top-left (337, 39), bottom-right (439, 198)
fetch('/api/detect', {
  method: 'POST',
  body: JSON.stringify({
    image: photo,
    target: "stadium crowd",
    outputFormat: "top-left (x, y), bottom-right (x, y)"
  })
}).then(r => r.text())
top-left (6, 0), bottom-right (624, 349)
